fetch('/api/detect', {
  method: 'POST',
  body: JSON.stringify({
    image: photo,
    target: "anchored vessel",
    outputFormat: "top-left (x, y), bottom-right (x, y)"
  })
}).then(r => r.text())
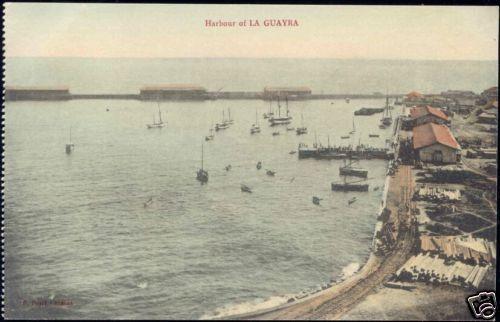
top-left (241, 184), bottom-right (252, 193)
top-left (205, 126), bottom-right (215, 141)
top-left (215, 110), bottom-right (230, 131)
top-left (298, 142), bottom-right (390, 160)
top-left (196, 143), bottom-right (209, 183)
top-left (331, 175), bottom-right (369, 192)
top-left (65, 127), bottom-right (74, 154)
top-left (269, 96), bottom-right (292, 126)
top-left (354, 107), bottom-right (385, 116)
top-left (250, 109), bottom-right (261, 134)
top-left (380, 95), bottom-right (393, 127)
top-left (147, 101), bottom-right (165, 129)
top-left (349, 118), bottom-right (356, 134)
top-left (339, 158), bottom-right (368, 178)
top-left (296, 113), bottom-right (308, 135)
top-left (263, 99), bottom-right (274, 119)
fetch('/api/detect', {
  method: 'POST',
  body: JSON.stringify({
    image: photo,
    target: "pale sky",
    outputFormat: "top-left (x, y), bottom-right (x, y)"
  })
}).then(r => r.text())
top-left (4, 3), bottom-right (499, 60)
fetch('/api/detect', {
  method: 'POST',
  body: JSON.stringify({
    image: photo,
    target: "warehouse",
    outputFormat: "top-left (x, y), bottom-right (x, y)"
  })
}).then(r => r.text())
top-left (5, 86), bottom-right (71, 101)
top-left (409, 105), bottom-right (449, 127)
top-left (413, 123), bottom-right (461, 163)
top-left (140, 84), bottom-right (207, 100)
top-left (263, 86), bottom-right (311, 99)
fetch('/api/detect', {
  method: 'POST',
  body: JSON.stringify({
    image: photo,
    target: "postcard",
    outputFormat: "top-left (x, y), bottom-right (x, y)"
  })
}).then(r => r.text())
top-left (2, 3), bottom-right (498, 320)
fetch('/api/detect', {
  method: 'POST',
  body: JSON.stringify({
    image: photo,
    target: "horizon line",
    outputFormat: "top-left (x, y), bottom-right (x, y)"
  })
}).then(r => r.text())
top-left (4, 55), bottom-right (499, 62)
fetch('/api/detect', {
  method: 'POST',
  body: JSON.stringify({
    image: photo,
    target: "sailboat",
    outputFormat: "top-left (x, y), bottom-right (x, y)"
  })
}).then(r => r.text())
top-left (380, 95), bottom-right (393, 127)
top-left (147, 101), bottom-right (165, 129)
top-left (296, 113), bottom-right (308, 135)
top-left (263, 100), bottom-right (274, 119)
top-left (65, 127), bottom-right (74, 154)
top-left (339, 158), bottom-right (368, 178)
top-left (226, 108), bottom-right (234, 125)
top-left (215, 110), bottom-right (230, 131)
top-left (250, 109), bottom-right (261, 134)
top-left (196, 143), bottom-right (209, 183)
top-left (349, 118), bottom-right (356, 134)
top-left (205, 124), bottom-right (215, 141)
top-left (269, 96), bottom-right (292, 126)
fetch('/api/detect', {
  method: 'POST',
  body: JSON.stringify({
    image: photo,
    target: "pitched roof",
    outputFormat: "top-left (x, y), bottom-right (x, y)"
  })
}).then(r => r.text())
top-left (410, 105), bottom-right (449, 121)
top-left (413, 123), bottom-right (460, 150)
top-left (406, 91), bottom-right (423, 98)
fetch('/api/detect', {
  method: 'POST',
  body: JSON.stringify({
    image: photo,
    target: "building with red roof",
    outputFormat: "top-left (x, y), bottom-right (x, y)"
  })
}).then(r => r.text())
top-left (406, 91), bottom-right (423, 100)
top-left (409, 105), bottom-right (449, 127)
top-left (413, 123), bottom-right (461, 163)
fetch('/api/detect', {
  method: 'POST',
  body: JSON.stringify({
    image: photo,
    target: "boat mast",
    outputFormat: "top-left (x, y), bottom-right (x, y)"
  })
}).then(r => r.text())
top-left (158, 101), bottom-right (162, 123)
top-left (69, 127), bottom-right (72, 144)
top-left (277, 96), bottom-right (281, 117)
top-left (201, 143), bottom-right (204, 170)
top-left (286, 96), bottom-right (289, 117)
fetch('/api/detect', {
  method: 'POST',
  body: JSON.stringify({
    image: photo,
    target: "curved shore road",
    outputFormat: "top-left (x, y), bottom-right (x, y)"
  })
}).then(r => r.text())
top-left (227, 165), bottom-right (416, 320)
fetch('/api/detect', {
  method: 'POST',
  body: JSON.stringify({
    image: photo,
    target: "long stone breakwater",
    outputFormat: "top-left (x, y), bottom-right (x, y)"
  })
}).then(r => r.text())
top-left (5, 86), bottom-right (404, 102)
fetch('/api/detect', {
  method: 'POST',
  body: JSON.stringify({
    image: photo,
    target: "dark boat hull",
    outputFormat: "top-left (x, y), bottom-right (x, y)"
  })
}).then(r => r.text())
top-left (331, 183), bottom-right (369, 191)
top-left (339, 168), bottom-right (368, 178)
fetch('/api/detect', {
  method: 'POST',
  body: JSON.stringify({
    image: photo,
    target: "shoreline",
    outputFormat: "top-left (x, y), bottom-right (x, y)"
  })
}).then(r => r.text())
top-left (212, 166), bottom-right (393, 320)
top-left (219, 120), bottom-right (412, 320)
top-left (219, 182), bottom-right (390, 320)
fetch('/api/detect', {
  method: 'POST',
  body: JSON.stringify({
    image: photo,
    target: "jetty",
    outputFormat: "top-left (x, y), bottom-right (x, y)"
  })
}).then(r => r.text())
top-left (298, 143), bottom-right (392, 160)
top-left (4, 86), bottom-right (404, 102)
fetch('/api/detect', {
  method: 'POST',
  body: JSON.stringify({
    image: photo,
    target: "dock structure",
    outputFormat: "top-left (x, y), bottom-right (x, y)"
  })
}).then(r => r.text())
top-left (262, 86), bottom-right (312, 100)
top-left (4, 84), bottom-right (405, 102)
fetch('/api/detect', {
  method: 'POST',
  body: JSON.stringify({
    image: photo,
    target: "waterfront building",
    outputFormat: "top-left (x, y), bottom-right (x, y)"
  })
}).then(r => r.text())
top-left (480, 86), bottom-right (498, 101)
top-left (5, 86), bottom-right (71, 101)
top-left (140, 84), bottom-right (207, 100)
top-left (409, 105), bottom-right (449, 127)
top-left (413, 123), bottom-right (461, 163)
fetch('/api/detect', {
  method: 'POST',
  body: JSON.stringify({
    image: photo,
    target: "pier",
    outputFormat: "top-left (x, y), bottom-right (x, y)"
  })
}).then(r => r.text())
top-left (4, 86), bottom-right (404, 102)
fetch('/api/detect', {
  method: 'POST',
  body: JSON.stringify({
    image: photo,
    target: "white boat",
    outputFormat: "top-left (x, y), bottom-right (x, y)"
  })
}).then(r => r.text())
top-left (269, 96), bottom-right (292, 126)
top-left (250, 109), bottom-right (261, 134)
top-left (349, 118), bottom-right (356, 134)
top-left (226, 108), bottom-right (234, 125)
top-left (147, 101), bottom-right (165, 129)
top-left (215, 110), bottom-right (230, 131)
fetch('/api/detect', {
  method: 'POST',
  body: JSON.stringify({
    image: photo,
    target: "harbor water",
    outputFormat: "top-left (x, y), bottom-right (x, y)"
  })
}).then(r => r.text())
top-left (3, 58), bottom-right (496, 319)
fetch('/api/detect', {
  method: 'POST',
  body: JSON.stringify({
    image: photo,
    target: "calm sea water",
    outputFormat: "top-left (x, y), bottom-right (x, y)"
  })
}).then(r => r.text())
top-left (3, 58), bottom-right (496, 319)
top-left (4, 57), bottom-right (498, 94)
